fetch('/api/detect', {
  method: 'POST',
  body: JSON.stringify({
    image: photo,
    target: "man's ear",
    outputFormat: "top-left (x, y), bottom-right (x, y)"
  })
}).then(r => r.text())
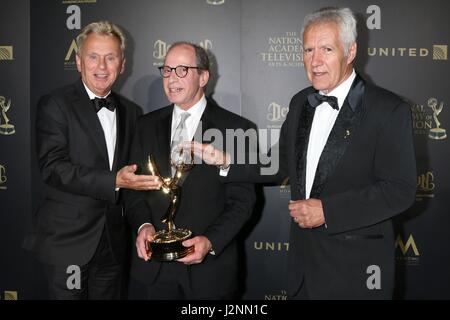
top-left (120, 58), bottom-right (126, 74)
top-left (75, 54), bottom-right (82, 73)
top-left (199, 70), bottom-right (209, 88)
top-left (347, 42), bottom-right (357, 65)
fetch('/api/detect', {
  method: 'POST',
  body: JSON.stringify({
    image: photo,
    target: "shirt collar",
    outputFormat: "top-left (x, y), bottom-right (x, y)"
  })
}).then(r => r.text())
top-left (320, 69), bottom-right (356, 109)
top-left (82, 81), bottom-right (111, 100)
top-left (173, 94), bottom-right (207, 121)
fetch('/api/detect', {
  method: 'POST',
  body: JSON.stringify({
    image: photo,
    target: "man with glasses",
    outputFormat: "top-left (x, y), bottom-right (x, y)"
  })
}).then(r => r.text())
top-left (124, 42), bottom-right (256, 299)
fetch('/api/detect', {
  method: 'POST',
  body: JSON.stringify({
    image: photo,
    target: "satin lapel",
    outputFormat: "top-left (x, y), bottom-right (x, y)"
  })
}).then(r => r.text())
top-left (196, 101), bottom-right (214, 142)
top-left (112, 96), bottom-right (126, 173)
top-left (294, 100), bottom-right (316, 200)
top-left (310, 76), bottom-right (365, 198)
top-left (186, 101), bottom-right (215, 184)
top-left (72, 80), bottom-right (109, 165)
top-left (155, 106), bottom-right (173, 178)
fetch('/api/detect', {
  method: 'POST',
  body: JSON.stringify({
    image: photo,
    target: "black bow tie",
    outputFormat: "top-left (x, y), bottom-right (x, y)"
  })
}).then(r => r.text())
top-left (92, 95), bottom-right (116, 113)
top-left (307, 92), bottom-right (339, 110)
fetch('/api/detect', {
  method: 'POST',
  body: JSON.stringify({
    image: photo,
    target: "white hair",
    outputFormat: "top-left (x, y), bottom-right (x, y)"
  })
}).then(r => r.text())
top-left (301, 7), bottom-right (357, 56)
top-left (76, 21), bottom-right (126, 58)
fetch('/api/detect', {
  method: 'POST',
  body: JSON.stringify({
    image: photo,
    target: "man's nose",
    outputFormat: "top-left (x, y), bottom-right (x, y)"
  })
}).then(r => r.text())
top-left (311, 50), bottom-right (322, 67)
top-left (168, 69), bottom-right (178, 82)
top-left (98, 57), bottom-right (106, 69)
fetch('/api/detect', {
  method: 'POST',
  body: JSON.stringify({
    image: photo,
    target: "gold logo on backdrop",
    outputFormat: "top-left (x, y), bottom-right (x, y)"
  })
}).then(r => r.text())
top-left (153, 40), bottom-right (170, 63)
top-left (0, 46), bottom-right (13, 60)
top-left (267, 102), bottom-right (288, 122)
top-left (4, 291), bottom-right (18, 300)
top-left (368, 44), bottom-right (448, 60)
top-left (0, 164), bottom-right (7, 190)
top-left (267, 102), bottom-right (289, 129)
top-left (368, 47), bottom-right (429, 57)
top-left (153, 40), bottom-right (213, 66)
top-left (411, 103), bottom-right (431, 135)
top-left (395, 234), bottom-right (420, 266)
top-left (395, 234), bottom-right (420, 256)
top-left (433, 45), bottom-right (448, 60)
top-left (260, 32), bottom-right (303, 68)
top-left (0, 96), bottom-right (15, 135)
top-left (411, 98), bottom-right (447, 139)
top-left (64, 39), bottom-right (78, 70)
top-left (206, 0), bottom-right (225, 5)
top-left (254, 241), bottom-right (289, 251)
top-left (428, 98), bottom-right (447, 139)
top-left (199, 39), bottom-right (212, 51)
top-left (416, 171), bottom-right (435, 201)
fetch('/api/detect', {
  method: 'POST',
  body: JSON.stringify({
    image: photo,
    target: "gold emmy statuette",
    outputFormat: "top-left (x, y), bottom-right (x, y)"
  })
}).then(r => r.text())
top-left (0, 96), bottom-right (15, 135)
top-left (428, 97), bottom-right (447, 140)
top-left (145, 148), bottom-right (195, 261)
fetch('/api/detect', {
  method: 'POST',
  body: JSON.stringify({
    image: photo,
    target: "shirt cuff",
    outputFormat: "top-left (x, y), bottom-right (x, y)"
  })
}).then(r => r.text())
top-left (138, 222), bottom-right (153, 234)
top-left (219, 166), bottom-right (230, 177)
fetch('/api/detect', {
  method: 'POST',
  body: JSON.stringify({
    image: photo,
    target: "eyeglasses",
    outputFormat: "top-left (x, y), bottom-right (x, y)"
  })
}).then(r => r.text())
top-left (158, 65), bottom-right (203, 78)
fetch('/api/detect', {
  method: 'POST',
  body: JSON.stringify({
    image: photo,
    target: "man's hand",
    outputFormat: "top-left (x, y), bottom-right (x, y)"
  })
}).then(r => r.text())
top-left (177, 236), bottom-right (212, 265)
top-left (182, 141), bottom-right (230, 167)
top-left (289, 198), bottom-right (325, 228)
top-left (116, 164), bottom-right (161, 190)
top-left (136, 224), bottom-right (156, 261)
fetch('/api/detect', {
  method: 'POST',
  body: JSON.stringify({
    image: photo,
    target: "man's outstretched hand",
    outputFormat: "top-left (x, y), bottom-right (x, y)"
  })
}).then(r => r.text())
top-left (116, 164), bottom-right (162, 190)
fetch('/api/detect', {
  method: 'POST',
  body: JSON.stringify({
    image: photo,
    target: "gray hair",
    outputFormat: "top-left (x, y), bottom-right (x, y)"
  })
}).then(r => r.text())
top-left (301, 7), bottom-right (357, 56)
top-left (76, 21), bottom-right (126, 57)
top-left (166, 41), bottom-right (210, 73)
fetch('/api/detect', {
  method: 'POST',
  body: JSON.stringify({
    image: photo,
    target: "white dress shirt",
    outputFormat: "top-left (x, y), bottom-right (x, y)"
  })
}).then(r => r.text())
top-left (305, 69), bottom-right (356, 199)
top-left (83, 82), bottom-right (117, 171)
top-left (171, 95), bottom-right (207, 143)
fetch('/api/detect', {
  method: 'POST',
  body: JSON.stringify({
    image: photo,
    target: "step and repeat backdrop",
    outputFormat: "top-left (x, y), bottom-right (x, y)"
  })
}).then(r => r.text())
top-left (0, 0), bottom-right (449, 299)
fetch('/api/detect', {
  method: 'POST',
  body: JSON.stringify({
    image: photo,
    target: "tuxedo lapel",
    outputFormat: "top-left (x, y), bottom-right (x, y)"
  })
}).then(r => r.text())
top-left (310, 75), bottom-right (365, 198)
top-left (197, 100), bottom-right (215, 141)
top-left (155, 106), bottom-right (173, 178)
top-left (295, 100), bottom-right (316, 200)
top-left (72, 80), bottom-right (110, 166)
top-left (112, 95), bottom-right (126, 173)
top-left (187, 100), bottom-right (215, 183)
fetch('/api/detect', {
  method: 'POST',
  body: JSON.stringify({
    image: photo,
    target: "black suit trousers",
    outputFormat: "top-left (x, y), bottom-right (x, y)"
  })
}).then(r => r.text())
top-left (145, 262), bottom-right (237, 300)
top-left (43, 227), bottom-right (123, 300)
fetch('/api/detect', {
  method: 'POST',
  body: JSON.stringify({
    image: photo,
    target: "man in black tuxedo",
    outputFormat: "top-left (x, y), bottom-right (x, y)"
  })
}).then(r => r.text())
top-left (31, 21), bottom-right (160, 299)
top-left (124, 42), bottom-right (255, 299)
top-left (189, 7), bottom-right (417, 299)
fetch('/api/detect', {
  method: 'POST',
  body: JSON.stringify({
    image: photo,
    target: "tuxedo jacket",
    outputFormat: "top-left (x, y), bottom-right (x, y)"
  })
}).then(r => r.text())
top-left (124, 98), bottom-right (255, 298)
top-left (228, 75), bottom-right (417, 299)
top-left (31, 78), bottom-right (142, 266)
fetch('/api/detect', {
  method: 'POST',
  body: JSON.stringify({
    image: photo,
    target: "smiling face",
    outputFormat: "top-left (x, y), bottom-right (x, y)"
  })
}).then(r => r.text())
top-left (76, 33), bottom-right (125, 97)
top-left (162, 44), bottom-right (209, 110)
top-left (303, 21), bottom-right (356, 93)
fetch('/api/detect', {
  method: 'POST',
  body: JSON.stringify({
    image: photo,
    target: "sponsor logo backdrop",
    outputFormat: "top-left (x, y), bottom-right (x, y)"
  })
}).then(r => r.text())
top-left (1, 0), bottom-right (449, 299)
